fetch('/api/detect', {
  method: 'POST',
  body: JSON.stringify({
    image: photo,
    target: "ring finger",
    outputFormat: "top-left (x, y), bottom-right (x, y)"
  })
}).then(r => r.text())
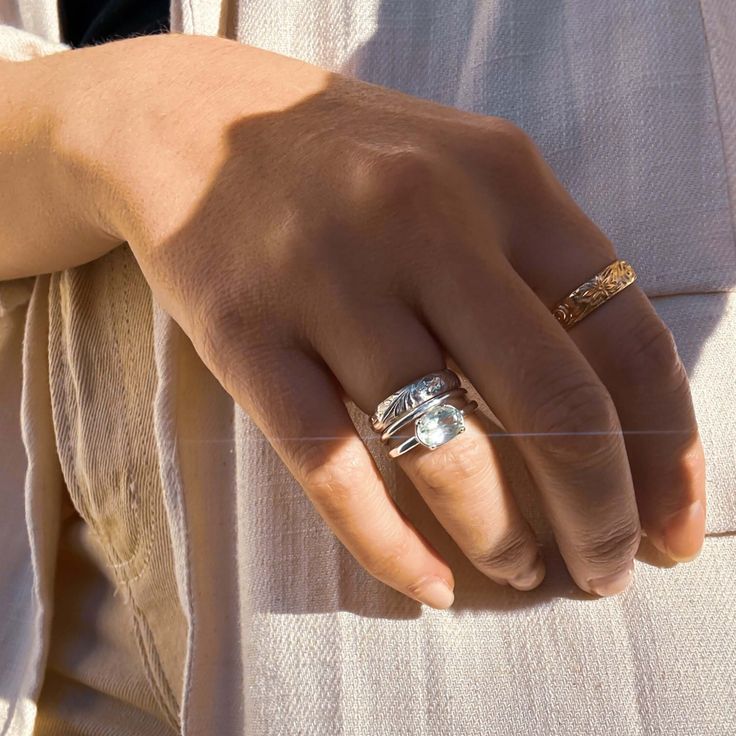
top-left (509, 222), bottom-right (706, 563)
top-left (310, 302), bottom-right (545, 590)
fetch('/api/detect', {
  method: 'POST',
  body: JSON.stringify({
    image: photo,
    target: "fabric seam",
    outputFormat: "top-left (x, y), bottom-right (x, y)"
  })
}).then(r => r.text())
top-left (696, 0), bottom-right (736, 260)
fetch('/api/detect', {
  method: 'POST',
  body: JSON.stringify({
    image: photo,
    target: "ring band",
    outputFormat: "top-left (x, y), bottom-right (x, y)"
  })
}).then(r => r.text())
top-left (370, 369), bottom-right (475, 458)
top-left (370, 368), bottom-right (461, 431)
top-left (551, 259), bottom-right (637, 330)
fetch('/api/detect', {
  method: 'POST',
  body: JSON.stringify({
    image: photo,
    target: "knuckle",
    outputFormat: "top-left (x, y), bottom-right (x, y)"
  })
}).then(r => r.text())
top-left (469, 528), bottom-right (535, 572)
top-left (676, 436), bottom-right (706, 486)
top-left (357, 147), bottom-right (443, 212)
top-left (296, 441), bottom-right (367, 512)
top-left (199, 299), bottom-right (244, 354)
top-left (195, 297), bottom-right (275, 395)
top-left (365, 534), bottom-right (413, 582)
top-left (488, 117), bottom-right (534, 147)
top-left (195, 299), bottom-right (248, 388)
top-left (575, 520), bottom-right (641, 569)
top-left (410, 434), bottom-right (490, 493)
top-left (617, 314), bottom-right (688, 396)
top-left (194, 282), bottom-right (290, 387)
top-left (530, 377), bottom-right (621, 464)
top-left (483, 118), bottom-right (539, 171)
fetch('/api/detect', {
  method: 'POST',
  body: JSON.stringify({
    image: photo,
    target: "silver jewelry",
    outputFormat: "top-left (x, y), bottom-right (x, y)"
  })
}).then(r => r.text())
top-left (370, 370), bottom-right (478, 459)
top-left (386, 398), bottom-right (478, 458)
top-left (380, 388), bottom-right (468, 442)
top-left (370, 369), bottom-right (461, 432)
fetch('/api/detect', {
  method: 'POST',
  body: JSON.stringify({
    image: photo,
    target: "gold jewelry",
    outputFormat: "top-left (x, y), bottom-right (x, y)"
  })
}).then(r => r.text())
top-left (551, 259), bottom-right (637, 330)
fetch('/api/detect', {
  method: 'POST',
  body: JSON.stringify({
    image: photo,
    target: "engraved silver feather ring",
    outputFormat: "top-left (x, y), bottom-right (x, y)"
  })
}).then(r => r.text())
top-left (370, 369), bottom-right (478, 458)
top-left (370, 369), bottom-right (461, 432)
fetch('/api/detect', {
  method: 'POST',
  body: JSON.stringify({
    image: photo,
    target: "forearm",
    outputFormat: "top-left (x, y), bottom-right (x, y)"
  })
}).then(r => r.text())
top-left (0, 55), bottom-right (121, 280)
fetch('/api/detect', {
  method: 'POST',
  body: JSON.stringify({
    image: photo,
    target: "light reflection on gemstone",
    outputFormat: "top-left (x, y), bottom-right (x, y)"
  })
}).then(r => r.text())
top-left (410, 376), bottom-right (441, 405)
top-left (415, 404), bottom-right (465, 449)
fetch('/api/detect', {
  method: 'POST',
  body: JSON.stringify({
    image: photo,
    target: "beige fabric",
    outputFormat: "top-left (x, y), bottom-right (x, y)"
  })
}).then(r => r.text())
top-left (31, 493), bottom-right (179, 736)
top-left (1, 1), bottom-right (736, 735)
top-left (0, 11), bottom-right (183, 735)
top-left (0, 273), bottom-right (63, 735)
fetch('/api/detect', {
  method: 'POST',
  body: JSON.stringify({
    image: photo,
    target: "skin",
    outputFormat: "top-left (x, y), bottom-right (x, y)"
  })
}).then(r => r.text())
top-left (0, 32), bottom-right (706, 608)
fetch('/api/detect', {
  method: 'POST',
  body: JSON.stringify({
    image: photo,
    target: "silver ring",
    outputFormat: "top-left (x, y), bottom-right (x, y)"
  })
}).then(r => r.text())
top-left (370, 369), bottom-right (461, 432)
top-left (371, 369), bottom-right (477, 459)
top-left (380, 388), bottom-right (468, 442)
top-left (387, 399), bottom-right (479, 458)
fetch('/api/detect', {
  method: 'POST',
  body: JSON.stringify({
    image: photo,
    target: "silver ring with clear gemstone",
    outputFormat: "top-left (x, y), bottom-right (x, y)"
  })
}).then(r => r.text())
top-left (380, 388), bottom-right (468, 442)
top-left (386, 398), bottom-right (479, 458)
top-left (370, 369), bottom-right (461, 432)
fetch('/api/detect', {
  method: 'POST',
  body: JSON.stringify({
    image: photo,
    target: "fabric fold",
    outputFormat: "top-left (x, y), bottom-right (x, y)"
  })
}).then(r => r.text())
top-left (0, 276), bottom-right (64, 736)
top-left (46, 247), bottom-right (187, 731)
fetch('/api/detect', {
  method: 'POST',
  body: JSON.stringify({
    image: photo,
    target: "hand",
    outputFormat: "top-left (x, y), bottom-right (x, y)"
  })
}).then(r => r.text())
top-left (53, 33), bottom-right (705, 605)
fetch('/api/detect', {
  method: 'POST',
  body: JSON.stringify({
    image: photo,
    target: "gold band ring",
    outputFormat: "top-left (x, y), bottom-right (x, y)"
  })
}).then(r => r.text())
top-left (551, 259), bottom-right (637, 330)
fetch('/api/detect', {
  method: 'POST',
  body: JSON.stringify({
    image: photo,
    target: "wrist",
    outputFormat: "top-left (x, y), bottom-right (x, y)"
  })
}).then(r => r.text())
top-left (47, 33), bottom-right (239, 250)
top-left (0, 53), bottom-right (123, 277)
top-left (49, 33), bottom-right (334, 252)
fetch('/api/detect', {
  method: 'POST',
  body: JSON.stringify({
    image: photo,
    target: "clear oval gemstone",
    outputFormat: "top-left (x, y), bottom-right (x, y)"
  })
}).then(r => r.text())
top-left (415, 404), bottom-right (465, 449)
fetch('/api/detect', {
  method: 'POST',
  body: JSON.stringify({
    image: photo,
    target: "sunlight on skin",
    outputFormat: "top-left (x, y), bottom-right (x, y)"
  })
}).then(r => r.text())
top-left (0, 33), bottom-right (706, 607)
top-left (643, 434), bottom-right (707, 562)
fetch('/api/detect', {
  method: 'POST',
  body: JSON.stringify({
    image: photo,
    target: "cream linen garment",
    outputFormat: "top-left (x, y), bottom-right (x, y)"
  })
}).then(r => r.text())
top-left (1, 1), bottom-right (736, 735)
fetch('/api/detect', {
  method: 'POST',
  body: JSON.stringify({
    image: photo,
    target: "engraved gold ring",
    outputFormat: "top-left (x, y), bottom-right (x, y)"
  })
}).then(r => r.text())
top-left (551, 259), bottom-right (637, 330)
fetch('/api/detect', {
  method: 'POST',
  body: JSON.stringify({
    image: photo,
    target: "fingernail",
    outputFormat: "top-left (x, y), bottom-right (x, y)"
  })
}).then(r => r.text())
top-left (509, 557), bottom-right (546, 591)
top-left (587, 564), bottom-right (634, 597)
top-left (664, 500), bottom-right (705, 562)
top-left (415, 576), bottom-right (455, 609)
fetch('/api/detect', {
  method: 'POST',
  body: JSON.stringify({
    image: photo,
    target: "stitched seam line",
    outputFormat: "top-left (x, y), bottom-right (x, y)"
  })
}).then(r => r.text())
top-left (697, 0), bottom-right (736, 259)
top-left (129, 592), bottom-right (182, 731)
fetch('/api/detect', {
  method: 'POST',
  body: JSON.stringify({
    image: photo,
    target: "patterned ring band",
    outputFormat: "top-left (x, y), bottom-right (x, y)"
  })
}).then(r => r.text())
top-left (551, 259), bottom-right (637, 330)
top-left (370, 368), bottom-right (461, 431)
